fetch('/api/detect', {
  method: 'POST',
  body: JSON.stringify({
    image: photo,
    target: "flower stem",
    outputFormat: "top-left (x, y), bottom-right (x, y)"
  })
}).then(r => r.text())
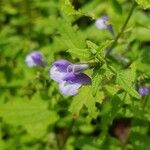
top-left (59, 119), bottom-right (76, 150)
top-left (106, 1), bottom-right (136, 55)
top-left (143, 96), bottom-right (149, 110)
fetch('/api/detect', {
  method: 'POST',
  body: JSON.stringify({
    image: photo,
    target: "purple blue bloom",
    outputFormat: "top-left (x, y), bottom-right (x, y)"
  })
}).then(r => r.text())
top-left (59, 81), bottom-right (81, 96)
top-left (50, 60), bottom-right (71, 83)
top-left (25, 51), bottom-right (45, 67)
top-left (95, 16), bottom-right (113, 34)
top-left (138, 86), bottom-right (150, 97)
top-left (50, 60), bottom-right (91, 96)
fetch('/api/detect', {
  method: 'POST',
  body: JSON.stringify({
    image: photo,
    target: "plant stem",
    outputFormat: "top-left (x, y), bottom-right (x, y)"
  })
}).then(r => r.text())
top-left (56, 119), bottom-right (75, 150)
top-left (106, 1), bottom-right (136, 55)
top-left (143, 96), bottom-right (148, 110)
top-left (109, 51), bottom-right (131, 67)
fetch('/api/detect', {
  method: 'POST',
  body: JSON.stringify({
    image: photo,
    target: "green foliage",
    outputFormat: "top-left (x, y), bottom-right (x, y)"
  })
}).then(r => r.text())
top-left (110, 0), bottom-right (122, 14)
top-left (57, 19), bottom-right (91, 60)
top-left (61, 0), bottom-right (81, 16)
top-left (69, 86), bottom-right (100, 119)
top-left (0, 0), bottom-right (150, 149)
top-left (0, 97), bottom-right (59, 138)
top-left (116, 64), bottom-right (141, 99)
top-left (135, 0), bottom-right (150, 9)
top-left (92, 65), bottom-right (106, 97)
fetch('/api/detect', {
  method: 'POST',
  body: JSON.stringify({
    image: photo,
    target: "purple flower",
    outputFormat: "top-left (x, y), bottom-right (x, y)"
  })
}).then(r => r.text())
top-left (59, 73), bottom-right (91, 96)
top-left (50, 60), bottom-right (71, 83)
top-left (25, 51), bottom-right (45, 67)
top-left (138, 86), bottom-right (150, 97)
top-left (95, 16), bottom-right (113, 34)
top-left (50, 60), bottom-right (91, 96)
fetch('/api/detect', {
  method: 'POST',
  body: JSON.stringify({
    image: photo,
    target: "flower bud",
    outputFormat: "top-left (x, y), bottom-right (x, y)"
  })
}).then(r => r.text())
top-left (25, 51), bottom-right (45, 67)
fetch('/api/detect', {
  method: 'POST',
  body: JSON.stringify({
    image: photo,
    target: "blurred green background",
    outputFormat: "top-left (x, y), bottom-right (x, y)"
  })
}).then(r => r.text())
top-left (0, 0), bottom-right (150, 150)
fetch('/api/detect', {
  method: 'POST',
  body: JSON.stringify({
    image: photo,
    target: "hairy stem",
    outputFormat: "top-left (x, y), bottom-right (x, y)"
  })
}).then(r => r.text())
top-left (107, 1), bottom-right (136, 55)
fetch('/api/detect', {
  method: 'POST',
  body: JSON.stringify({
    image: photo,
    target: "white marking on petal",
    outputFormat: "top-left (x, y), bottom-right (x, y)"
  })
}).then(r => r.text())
top-left (50, 66), bottom-right (67, 83)
top-left (59, 81), bottom-right (81, 96)
top-left (25, 55), bottom-right (36, 67)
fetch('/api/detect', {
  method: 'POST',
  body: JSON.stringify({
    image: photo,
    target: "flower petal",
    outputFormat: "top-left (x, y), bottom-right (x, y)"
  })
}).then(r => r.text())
top-left (25, 51), bottom-right (45, 67)
top-left (25, 55), bottom-right (36, 67)
top-left (138, 86), bottom-right (150, 96)
top-left (63, 73), bottom-right (91, 85)
top-left (67, 64), bottom-right (89, 74)
top-left (95, 16), bottom-right (114, 35)
top-left (52, 60), bottom-right (71, 72)
top-left (95, 17), bottom-right (108, 29)
top-left (59, 81), bottom-right (81, 96)
top-left (50, 65), bottom-right (67, 83)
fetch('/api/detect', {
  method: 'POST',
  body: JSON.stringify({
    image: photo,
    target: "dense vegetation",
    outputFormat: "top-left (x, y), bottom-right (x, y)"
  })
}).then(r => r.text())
top-left (0, 0), bottom-right (150, 149)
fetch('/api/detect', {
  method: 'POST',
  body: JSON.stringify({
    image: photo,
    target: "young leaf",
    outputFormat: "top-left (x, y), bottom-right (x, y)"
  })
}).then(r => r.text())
top-left (86, 40), bottom-right (113, 63)
top-left (86, 40), bottom-right (98, 53)
top-left (116, 66), bottom-right (141, 99)
top-left (92, 65), bottom-right (106, 97)
top-left (68, 48), bottom-right (91, 60)
top-left (97, 40), bottom-right (113, 55)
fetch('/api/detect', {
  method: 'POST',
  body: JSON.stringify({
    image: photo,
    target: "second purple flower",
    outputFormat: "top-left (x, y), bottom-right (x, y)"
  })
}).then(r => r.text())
top-left (95, 15), bottom-right (114, 35)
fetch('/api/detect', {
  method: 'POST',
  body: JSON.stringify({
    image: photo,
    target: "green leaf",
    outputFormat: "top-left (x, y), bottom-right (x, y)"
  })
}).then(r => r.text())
top-left (86, 40), bottom-right (113, 63)
top-left (68, 48), bottom-right (91, 60)
top-left (135, 0), bottom-right (150, 9)
top-left (116, 65), bottom-right (141, 99)
top-left (110, 95), bottom-right (122, 117)
top-left (59, 19), bottom-right (86, 49)
top-left (86, 40), bottom-right (98, 54)
top-left (141, 49), bottom-right (150, 64)
top-left (60, 0), bottom-right (81, 16)
top-left (137, 61), bottom-right (150, 76)
top-left (69, 86), bottom-right (98, 118)
top-left (0, 98), bottom-right (59, 138)
top-left (92, 65), bottom-right (106, 97)
top-left (97, 40), bottom-right (113, 54)
top-left (58, 19), bottom-right (91, 60)
top-left (0, 139), bottom-right (4, 150)
top-left (96, 40), bottom-right (113, 62)
top-left (135, 49), bottom-right (150, 76)
top-left (87, 40), bottom-right (113, 55)
top-left (111, 0), bottom-right (122, 14)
